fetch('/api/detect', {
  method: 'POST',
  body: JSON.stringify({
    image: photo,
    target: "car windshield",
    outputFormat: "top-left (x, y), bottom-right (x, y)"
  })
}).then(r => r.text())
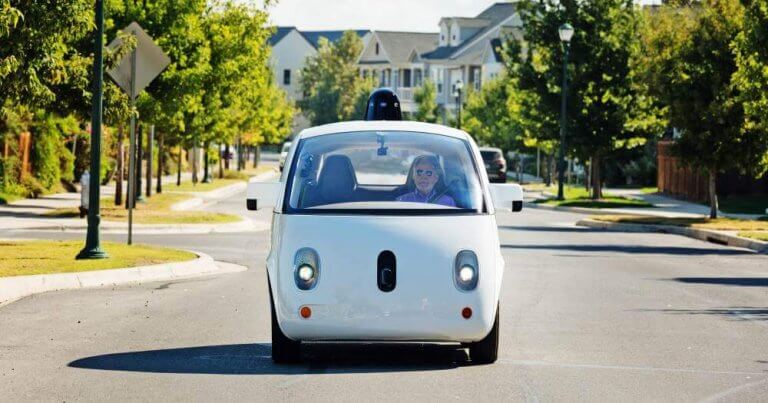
top-left (285, 131), bottom-right (484, 213)
top-left (481, 150), bottom-right (501, 161)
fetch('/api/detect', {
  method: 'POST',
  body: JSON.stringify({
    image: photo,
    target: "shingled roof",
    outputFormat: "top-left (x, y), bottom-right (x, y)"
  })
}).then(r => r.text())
top-left (422, 2), bottom-right (519, 61)
top-left (269, 27), bottom-right (370, 49)
top-left (373, 31), bottom-right (439, 64)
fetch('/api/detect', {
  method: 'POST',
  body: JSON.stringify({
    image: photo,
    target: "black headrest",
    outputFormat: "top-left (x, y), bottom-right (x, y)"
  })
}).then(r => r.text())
top-left (317, 155), bottom-right (357, 202)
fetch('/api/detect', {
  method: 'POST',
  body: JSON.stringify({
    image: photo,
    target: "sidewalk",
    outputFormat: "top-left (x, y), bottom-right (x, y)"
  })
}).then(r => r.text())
top-left (605, 188), bottom-right (764, 220)
top-left (525, 187), bottom-right (764, 220)
top-left (0, 169), bottom-right (277, 234)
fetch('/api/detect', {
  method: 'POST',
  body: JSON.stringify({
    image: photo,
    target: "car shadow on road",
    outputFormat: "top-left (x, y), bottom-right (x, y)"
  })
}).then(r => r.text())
top-left (501, 244), bottom-right (755, 256)
top-left (68, 343), bottom-right (472, 375)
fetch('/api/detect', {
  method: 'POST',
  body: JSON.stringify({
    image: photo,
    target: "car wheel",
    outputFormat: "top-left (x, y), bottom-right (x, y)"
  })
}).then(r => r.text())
top-left (269, 280), bottom-right (301, 364)
top-left (468, 304), bottom-right (499, 364)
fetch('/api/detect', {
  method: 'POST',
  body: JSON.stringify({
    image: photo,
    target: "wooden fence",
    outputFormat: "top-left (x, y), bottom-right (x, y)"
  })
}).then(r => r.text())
top-left (657, 141), bottom-right (709, 203)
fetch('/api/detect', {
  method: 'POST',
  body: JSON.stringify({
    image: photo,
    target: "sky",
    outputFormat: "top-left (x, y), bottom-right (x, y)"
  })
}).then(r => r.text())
top-left (260, 0), bottom-right (662, 32)
top-left (261, 0), bottom-right (500, 32)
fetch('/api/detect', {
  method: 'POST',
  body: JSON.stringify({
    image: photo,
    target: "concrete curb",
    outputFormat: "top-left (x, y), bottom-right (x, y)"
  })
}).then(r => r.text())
top-left (576, 218), bottom-right (768, 254)
top-left (0, 251), bottom-right (248, 307)
top-left (525, 201), bottom-right (614, 215)
top-left (170, 182), bottom-right (247, 211)
top-left (8, 217), bottom-right (268, 235)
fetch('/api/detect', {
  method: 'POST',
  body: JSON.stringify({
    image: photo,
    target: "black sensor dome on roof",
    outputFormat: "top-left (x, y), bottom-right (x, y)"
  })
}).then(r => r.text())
top-left (363, 88), bottom-right (402, 121)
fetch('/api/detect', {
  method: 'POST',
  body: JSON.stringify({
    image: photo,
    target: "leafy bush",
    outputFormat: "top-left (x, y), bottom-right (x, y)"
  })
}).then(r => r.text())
top-left (20, 175), bottom-right (46, 198)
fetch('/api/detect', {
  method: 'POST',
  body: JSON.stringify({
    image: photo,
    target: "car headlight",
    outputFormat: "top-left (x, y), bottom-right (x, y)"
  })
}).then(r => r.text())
top-left (294, 248), bottom-right (320, 290)
top-left (458, 265), bottom-right (475, 283)
top-left (454, 250), bottom-right (479, 291)
top-left (297, 264), bottom-right (315, 282)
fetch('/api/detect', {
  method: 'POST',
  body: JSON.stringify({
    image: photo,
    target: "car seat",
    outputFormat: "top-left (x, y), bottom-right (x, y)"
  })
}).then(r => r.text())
top-left (306, 155), bottom-right (357, 207)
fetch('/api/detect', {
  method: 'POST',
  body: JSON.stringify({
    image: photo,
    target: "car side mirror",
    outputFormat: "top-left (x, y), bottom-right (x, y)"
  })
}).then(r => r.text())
top-left (490, 183), bottom-right (523, 212)
top-left (246, 181), bottom-right (282, 211)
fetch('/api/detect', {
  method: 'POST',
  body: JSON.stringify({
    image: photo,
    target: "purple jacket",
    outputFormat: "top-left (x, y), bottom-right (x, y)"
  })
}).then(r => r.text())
top-left (396, 190), bottom-right (456, 207)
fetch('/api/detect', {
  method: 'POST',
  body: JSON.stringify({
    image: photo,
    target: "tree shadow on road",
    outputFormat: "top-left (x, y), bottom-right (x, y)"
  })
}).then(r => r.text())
top-left (636, 307), bottom-right (768, 321)
top-left (497, 225), bottom-right (605, 233)
top-left (501, 244), bottom-right (755, 256)
top-left (68, 343), bottom-right (471, 375)
top-left (670, 277), bottom-right (768, 287)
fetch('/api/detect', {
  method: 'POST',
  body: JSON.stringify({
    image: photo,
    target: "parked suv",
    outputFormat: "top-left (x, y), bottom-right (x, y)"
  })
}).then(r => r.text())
top-left (479, 147), bottom-right (507, 183)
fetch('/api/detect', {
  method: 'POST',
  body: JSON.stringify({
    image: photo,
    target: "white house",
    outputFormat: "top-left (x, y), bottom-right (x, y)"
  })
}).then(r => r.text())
top-left (268, 3), bottom-right (521, 123)
top-left (269, 28), bottom-right (371, 131)
top-left (357, 31), bottom-right (440, 113)
top-left (420, 2), bottom-right (522, 111)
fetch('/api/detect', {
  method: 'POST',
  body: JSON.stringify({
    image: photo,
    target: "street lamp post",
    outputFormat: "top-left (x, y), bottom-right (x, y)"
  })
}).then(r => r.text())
top-left (453, 79), bottom-right (464, 130)
top-left (557, 23), bottom-right (574, 201)
top-left (77, 0), bottom-right (108, 259)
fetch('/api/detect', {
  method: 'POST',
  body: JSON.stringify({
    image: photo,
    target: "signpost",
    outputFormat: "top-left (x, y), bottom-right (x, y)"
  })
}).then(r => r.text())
top-left (107, 22), bottom-right (170, 245)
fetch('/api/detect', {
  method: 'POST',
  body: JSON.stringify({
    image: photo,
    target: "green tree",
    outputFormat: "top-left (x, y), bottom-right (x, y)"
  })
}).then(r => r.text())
top-left (639, 0), bottom-right (759, 218)
top-left (299, 31), bottom-right (366, 125)
top-left (413, 79), bottom-right (439, 123)
top-left (462, 78), bottom-right (521, 152)
top-left (507, 0), bottom-right (656, 199)
top-left (733, 0), bottom-right (768, 175)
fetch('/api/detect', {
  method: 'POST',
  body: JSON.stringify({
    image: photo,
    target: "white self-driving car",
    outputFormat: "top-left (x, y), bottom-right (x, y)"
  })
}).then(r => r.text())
top-left (247, 120), bottom-right (523, 364)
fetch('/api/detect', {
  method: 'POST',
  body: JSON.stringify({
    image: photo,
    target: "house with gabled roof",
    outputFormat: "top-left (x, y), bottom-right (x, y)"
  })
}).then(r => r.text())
top-left (357, 31), bottom-right (439, 113)
top-left (269, 27), bottom-right (371, 102)
top-left (421, 2), bottom-right (522, 110)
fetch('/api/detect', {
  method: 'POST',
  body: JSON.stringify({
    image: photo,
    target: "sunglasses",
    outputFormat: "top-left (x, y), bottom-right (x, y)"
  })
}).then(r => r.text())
top-left (415, 169), bottom-right (435, 177)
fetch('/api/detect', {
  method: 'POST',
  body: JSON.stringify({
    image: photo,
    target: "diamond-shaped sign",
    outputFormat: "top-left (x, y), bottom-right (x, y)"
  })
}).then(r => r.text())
top-left (107, 22), bottom-right (170, 98)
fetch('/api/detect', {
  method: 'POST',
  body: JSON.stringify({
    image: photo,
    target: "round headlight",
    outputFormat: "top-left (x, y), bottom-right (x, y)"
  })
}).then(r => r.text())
top-left (459, 265), bottom-right (475, 283)
top-left (297, 264), bottom-right (315, 282)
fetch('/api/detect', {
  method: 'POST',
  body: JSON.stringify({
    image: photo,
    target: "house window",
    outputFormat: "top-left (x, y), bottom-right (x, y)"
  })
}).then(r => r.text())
top-left (283, 69), bottom-right (291, 85)
top-left (414, 69), bottom-right (423, 87)
top-left (375, 43), bottom-right (380, 55)
top-left (441, 35), bottom-right (445, 41)
top-left (403, 69), bottom-right (412, 88)
top-left (362, 69), bottom-right (368, 78)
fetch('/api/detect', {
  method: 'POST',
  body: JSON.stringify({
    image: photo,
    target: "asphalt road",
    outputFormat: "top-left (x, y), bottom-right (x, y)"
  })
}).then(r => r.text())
top-left (1, 184), bottom-right (767, 401)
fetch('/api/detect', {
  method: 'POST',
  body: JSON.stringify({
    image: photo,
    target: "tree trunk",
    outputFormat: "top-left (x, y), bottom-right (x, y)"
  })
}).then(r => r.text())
top-left (224, 143), bottom-right (230, 170)
top-left (237, 136), bottom-right (243, 171)
top-left (136, 124), bottom-right (143, 201)
top-left (591, 153), bottom-right (603, 200)
top-left (176, 144), bottom-right (182, 186)
top-left (585, 157), bottom-right (591, 192)
top-left (156, 132), bottom-right (163, 194)
top-left (191, 145), bottom-right (199, 184)
top-left (253, 145), bottom-right (260, 168)
top-left (219, 142), bottom-right (224, 179)
top-left (146, 127), bottom-right (153, 197)
top-left (708, 168), bottom-right (718, 219)
top-left (115, 123), bottom-right (124, 205)
top-left (202, 141), bottom-right (211, 183)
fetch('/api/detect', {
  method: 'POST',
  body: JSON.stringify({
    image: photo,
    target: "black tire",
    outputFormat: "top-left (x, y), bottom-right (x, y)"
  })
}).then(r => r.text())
top-left (269, 280), bottom-right (301, 364)
top-left (468, 305), bottom-right (499, 364)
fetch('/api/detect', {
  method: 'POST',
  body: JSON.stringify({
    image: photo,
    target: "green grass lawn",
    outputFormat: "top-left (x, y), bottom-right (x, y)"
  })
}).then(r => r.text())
top-left (169, 178), bottom-right (243, 193)
top-left (532, 185), bottom-right (654, 208)
top-left (0, 192), bottom-right (22, 205)
top-left (592, 215), bottom-right (768, 231)
top-left (0, 240), bottom-right (196, 277)
top-left (640, 187), bottom-right (658, 194)
top-left (166, 165), bottom-right (276, 193)
top-left (718, 194), bottom-right (768, 215)
top-left (738, 231), bottom-right (768, 241)
top-left (46, 192), bottom-right (241, 224)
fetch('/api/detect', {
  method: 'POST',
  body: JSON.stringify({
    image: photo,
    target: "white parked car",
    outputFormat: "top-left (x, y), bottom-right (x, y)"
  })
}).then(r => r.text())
top-left (247, 121), bottom-right (523, 364)
top-left (279, 141), bottom-right (292, 172)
